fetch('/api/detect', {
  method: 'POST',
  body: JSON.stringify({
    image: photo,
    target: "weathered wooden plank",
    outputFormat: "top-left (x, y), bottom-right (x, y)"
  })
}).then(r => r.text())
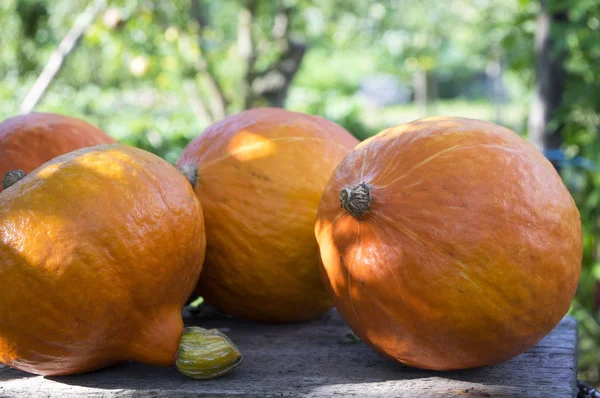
top-left (0, 310), bottom-right (578, 397)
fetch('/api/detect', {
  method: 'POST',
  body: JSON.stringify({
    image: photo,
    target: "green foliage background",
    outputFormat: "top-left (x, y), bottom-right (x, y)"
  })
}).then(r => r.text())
top-left (1, 0), bottom-right (599, 384)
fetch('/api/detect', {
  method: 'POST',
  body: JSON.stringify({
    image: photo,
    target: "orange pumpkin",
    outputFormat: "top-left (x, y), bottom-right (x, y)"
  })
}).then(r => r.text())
top-left (0, 112), bottom-right (116, 193)
top-left (315, 117), bottom-right (582, 370)
top-left (177, 108), bottom-right (359, 322)
top-left (0, 144), bottom-right (225, 376)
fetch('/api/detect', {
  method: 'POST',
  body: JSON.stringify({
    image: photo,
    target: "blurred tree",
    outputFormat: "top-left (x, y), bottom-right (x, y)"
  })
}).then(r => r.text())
top-left (528, 0), bottom-right (568, 167)
top-left (187, 0), bottom-right (308, 116)
top-left (503, 0), bottom-right (600, 384)
top-left (370, 0), bottom-right (519, 116)
top-left (9, 0), bottom-right (313, 121)
top-left (14, 0), bottom-right (49, 75)
top-left (560, 0), bottom-right (600, 383)
top-left (20, 0), bottom-right (107, 113)
top-left (3, 0), bottom-right (521, 126)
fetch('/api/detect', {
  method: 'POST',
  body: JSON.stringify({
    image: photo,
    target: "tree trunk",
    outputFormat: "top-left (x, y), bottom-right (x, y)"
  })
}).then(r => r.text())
top-left (487, 43), bottom-right (504, 124)
top-left (190, 0), bottom-right (228, 121)
top-left (426, 71), bottom-right (438, 115)
top-left (251, 40), bottom-right (306, 108)
top-left (190, 1), bottom-right (305, 112)
top-left (243, 4), bottom-right (306, 109)
top-left (183, 80), bottom-right (214, 126)
top-left (20, 0), bottom-right (107, 114)
top-left (528, 0), bottom-right (568, 168)
top-left (413, 68), bottom-right (427, 116)
top-left (238, 0), bottom-right (258, 109)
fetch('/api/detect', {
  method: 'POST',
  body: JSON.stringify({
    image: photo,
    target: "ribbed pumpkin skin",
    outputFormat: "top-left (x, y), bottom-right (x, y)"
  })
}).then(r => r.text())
top-left (0, 144), bottom-right (206, 376)
top-left (177, 108), bottom-right (358, 322)
top-left (315, 117), bottom-right (582, 370)
top-left (0, 113), bottom-right (116, 193)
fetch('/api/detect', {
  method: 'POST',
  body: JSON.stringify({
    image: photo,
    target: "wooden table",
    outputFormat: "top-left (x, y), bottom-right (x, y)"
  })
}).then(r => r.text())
top-left (0, 309), bottom-right (578, 397)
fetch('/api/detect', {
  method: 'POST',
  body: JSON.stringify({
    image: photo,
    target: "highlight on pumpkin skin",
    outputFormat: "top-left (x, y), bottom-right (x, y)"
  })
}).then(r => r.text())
top-left (226, 131), bottom-right (277, 162)
top-left (176, 327), bottom-right (243, 380)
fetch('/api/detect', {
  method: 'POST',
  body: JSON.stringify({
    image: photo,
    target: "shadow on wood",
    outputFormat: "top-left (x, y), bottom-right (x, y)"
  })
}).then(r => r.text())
top-left (0, 310), bottom-right (577, 397)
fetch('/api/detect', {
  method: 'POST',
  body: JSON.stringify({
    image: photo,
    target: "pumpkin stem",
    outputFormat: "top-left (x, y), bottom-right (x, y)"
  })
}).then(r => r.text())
top-left (340, 182), bottom-right (372, 218)
top-left (176, 327), bottom-right (243, 380)
top-left (178, 164), bottom-right (198, 187)
top-left (2, 170), bottom-right (26, 190)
